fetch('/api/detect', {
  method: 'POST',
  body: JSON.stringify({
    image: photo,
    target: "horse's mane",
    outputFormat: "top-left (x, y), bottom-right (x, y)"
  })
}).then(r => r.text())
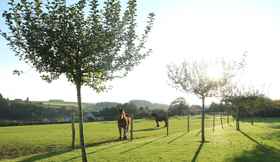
top-left (120, 110), bottom-right (129, 119)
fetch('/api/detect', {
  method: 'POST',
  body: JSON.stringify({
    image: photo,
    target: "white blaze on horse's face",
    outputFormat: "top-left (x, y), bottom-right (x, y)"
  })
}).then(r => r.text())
top-left (121, 110), bottom-right (125, 119)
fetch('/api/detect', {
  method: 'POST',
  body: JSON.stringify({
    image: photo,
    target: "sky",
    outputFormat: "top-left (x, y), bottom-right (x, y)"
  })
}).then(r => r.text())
top-left (1, 0), bottom-right (280, 105)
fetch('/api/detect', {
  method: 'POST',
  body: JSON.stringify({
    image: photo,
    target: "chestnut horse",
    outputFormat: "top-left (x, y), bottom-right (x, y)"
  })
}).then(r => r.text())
top-left (117, 109), bottom-right (131, 140)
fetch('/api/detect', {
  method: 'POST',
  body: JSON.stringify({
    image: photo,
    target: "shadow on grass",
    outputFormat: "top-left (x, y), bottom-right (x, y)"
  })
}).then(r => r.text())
top-left (268, 125), bottom-right (280, 129)
top-left (264, 131), bottom-right (280, 139)
top-left (119, 136), bottom-right (166, 154)
top-left (239, 130), bottom-right (280, 152)
top-left (168, 132), bottom-right (186, 144)
top-left (191, 142), bottom-right (204, 162)
top-left (133, 127), bottom-right (163, 132)
top-left (239, 131), bottom-right (264, 148)
top-left (18, 148), bottom-right (72, 162)
top-left (195, 130), bottom-right (201, 136)
top-left (242, 117), bottom-right (280, 124)
top-left (63, 136), bottom-right (148, 162)
top-left (230, 145), bottom-right (280, 162)
top-left (18, 138), bottom-right (128, 162)
top-left (230, 130), bottom-right (280, 162)
top-left (63, 141), bottom-right (129, 162)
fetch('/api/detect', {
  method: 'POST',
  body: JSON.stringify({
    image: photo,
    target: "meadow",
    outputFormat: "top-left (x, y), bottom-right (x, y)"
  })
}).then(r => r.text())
top-left (0, 116), bottom-right (280, 162)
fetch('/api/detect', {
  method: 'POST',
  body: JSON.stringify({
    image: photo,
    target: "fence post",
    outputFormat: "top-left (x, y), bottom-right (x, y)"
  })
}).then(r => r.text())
top-left (167, 112), bottom-right (169, 136)
top-left (212, 111), bottom-right (215, 132)
top-left (130, 114), bottom-right (133, 141)
top-left (220, 112), bottom-right (224, 129)
top-left (71, 111), bottom-right (75, 150)
top-left (187, 112), bottom-right (190, 133)
top-left (227, 111), bottom-right (229, 124)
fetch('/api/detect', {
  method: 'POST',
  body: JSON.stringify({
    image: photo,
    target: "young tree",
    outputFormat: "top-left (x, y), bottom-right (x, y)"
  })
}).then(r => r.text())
top-left (169, 97), bottom-right (190, 132)
top-left (169, 97), bottom-right (189, 116)
top-left (168, 61), bottom-right (221, 142)
top-left (222, 85), bottom-right (262, 130)
top-left (1, 0), bottom-right (155, 161)
top-left (167, 58), bottom-right (244, 142)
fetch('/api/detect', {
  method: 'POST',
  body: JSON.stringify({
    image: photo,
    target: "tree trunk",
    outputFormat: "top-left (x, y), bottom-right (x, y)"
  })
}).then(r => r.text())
top-left (220, 112), bottom-right (224, 129)
top-left (187, 112), bottom-right (190, 133)
top-left (76, 83), bottom-right (88, 162)
top-left (71, 111), bottom-right (76, 150)
top-left (236, 107), bottom-right (240, 131)
top-left (201, 96), bottom-right (205, 142)
top-left (212, 112), bottom-right (215, 132)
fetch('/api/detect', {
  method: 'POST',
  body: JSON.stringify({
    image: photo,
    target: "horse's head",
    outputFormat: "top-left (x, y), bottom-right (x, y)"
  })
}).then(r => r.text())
top-left (119, 108), bottom-right (125, 114)
top-left (119, 108), bottom-right (125, 119)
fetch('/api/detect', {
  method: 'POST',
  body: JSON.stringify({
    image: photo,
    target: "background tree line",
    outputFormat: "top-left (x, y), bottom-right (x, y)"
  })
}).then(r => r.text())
top-left (0, 93), bottom-right (72, 125)
top-left (208, 96), bottom-right (280, 117)
top-left (0, 92), bottom-right (204, 125)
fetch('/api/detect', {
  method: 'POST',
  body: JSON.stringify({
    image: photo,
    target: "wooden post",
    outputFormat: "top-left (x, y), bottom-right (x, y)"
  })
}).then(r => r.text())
top-left (236, 107), bottom-right (240, 131)
top-left (187, 112), bottom-right (190, 133)
top-left (250, 113), bottom-right (254, 126)
top-left (130, 115), bottom-right (133, 141)
top-left (220, 112), bottom-right (224, 129)
top-left (167, 120), bottom-right (169, 136)
top-left (227, 111), bottom-right (229, 124)
top-left (71, 111), bottom-right (76, 150)
top-left (167, 112), bottom-right (169, 136)
top-left (212, 112), bottom-right (215, 132)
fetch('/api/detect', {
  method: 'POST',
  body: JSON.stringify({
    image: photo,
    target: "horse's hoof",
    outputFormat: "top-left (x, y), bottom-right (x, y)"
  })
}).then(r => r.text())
top-left (119, 137), bottom-right (122, 140)
top-left (123, 136), bottom-right (128, 140)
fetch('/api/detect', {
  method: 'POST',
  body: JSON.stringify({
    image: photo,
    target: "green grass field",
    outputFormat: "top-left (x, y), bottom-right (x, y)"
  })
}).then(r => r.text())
top-left (0, 116), bottom-right (279, 162)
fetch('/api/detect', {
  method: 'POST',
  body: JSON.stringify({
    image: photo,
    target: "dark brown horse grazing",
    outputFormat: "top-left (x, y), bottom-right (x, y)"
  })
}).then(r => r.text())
top-left (151, 112), bottom-right (168, 127)
top-left (118, 109), bottom-right (131, 140)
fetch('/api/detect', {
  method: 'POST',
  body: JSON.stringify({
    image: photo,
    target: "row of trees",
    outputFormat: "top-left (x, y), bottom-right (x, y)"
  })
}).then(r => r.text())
top-left (0, 93), bottom-right (72, 124)
top-left (208, 96), bottom-right (280, 118)
top-left (95, 100), bottom-right (201, 121)
top-left (166, 54), bottom-right (268, 142)
top-left (0, 91), bottom-right (203, 124)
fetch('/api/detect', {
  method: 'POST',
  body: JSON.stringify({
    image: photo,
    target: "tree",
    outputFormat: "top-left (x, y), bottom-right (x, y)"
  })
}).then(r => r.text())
top-left (169, 97), bottom-right (189, 116)
top-left (169, 97), bottom-right (190, 132)
top-left (167, 58), bottom-right (243, 142)
top-left (1, 0), bottom-right (155, 161)
top-left (208, 102), bottom-right (232, 126)
top-left (246, 96), bottom-right (272, 125)
top-left (222, 85), bottom-right (262, 130)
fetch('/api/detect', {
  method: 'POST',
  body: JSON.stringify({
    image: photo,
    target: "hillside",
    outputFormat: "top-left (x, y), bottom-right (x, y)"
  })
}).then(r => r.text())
top-left (129, 99), bottom-right (169, 110)
top-left (46, 99), bottom-right (170, 112)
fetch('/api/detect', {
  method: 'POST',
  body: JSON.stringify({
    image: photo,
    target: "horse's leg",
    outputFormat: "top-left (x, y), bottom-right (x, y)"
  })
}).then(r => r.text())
top-left (123, 126), bottom-right (128, 140)
top-left (118, 126), bottom-right (122, 140)
top-left (164, 119), bottom-right (168, 127)
top-left (156, 120), bottom-right (159, 127)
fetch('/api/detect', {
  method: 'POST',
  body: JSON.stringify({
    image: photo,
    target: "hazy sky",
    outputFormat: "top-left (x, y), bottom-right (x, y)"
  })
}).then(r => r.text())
top-left (0, 0), bottom-right (280, 105)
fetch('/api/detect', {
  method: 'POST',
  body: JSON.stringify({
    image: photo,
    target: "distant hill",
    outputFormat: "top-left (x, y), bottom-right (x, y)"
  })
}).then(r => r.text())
top-left (129, 100), bottom-right (169, 110)
top-left (129, 100), bottom-right (152, 108)
top-left (83, 102), bottom-right (120, 112)
top-left (36, 99), bottom-right (169, 112)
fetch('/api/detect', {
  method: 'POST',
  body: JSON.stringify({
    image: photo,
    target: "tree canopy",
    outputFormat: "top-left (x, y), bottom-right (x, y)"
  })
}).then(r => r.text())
top-left (1, 0), bottom-right (155, 161)
top-left (1, 0), bottom-right (155, 90)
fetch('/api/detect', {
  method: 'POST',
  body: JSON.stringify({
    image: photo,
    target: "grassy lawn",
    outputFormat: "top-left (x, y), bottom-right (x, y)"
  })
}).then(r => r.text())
top-left (0, 115), bottom-right (222, 159)
top-left (1, 116), bottom-right (280, 162)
